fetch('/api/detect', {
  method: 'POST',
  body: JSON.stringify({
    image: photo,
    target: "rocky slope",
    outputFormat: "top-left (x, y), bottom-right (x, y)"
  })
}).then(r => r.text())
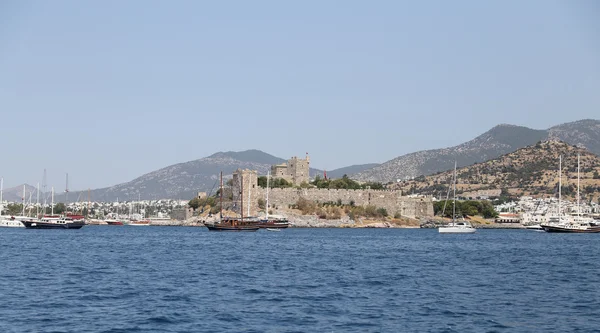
top-left (391, 141), bottom-right (600, 202)
top-left (353, 119), bottom-right (600, 183)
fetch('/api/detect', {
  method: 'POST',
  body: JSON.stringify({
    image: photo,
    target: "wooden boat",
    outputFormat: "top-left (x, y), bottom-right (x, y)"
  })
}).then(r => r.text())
top-left (206, 172), bottom-right (259, 232)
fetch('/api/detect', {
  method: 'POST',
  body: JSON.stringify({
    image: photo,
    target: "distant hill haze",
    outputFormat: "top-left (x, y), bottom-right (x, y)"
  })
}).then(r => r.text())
top-left (1, 184), bottom-right (39, 203)
top-left (29, 118), bottom-right (600, 202)
top-left (391, 141), bottom-right (600, 203)
top-left (55, 150), bottom-right (377, 202)
top-left (353, 119), bottom-right (600, 183)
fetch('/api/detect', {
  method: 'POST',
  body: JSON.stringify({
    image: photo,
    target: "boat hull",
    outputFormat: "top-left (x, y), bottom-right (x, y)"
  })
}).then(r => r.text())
top-left (438, 227), bottom-right (476, 234)
top-left (21, 220), bottom-right (85, 229)
top-left (541, 225), bottom-right (600, 233)
top-left (256, 222), bottom-right (289, 229)
top-left (206, 224), bottom-right (259, 232)
top-left (0, 218), bottom-right (25, 228)
top-left (105, 221), bottom-right (124, 225)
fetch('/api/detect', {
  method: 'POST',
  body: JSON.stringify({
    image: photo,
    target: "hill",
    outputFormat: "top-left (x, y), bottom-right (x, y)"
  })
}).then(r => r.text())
top-left (391, 141), bottom-right (600, 203)
top-left (0, 184), bottom-right (38, 203)
top-left (59, 150), bottom-right (297, 202)
top-left (326, 164), bottom-right (380, 179)
top-left (353, 119), bottom-right (600, 183)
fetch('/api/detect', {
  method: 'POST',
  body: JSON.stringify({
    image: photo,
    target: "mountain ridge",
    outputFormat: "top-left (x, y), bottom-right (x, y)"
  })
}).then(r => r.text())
top-left (352, 119), bottom-right (600, 183)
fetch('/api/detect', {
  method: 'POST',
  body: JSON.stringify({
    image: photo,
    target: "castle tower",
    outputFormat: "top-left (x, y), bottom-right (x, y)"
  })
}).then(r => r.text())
top-left (232, 169), bottom-right (259, 217)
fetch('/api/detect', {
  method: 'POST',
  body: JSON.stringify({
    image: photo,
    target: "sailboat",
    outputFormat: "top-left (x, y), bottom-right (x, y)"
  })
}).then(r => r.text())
top-left (105, 198), bottom-right (125, 225)
top-left (128, 194), bottom-right (150, 226)
top-left (438, 162), bottom-right (476, 234)
top-left (541, 154), bottom-right (600, 233)
top-left (20, 186), bottom-right (85, 229)
top-left (0, 179), bottom-right (26, 228)
top-left (205, 171), bottom-right (259, 232)
top-left (254, 171), bottom-right (289, 229)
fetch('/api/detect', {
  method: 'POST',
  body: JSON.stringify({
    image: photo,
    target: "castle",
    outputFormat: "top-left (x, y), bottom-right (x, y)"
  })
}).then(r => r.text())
top-left (231, 158), bottom-right (434, 219)
top-left (271, 154), bottom-right (310, 185)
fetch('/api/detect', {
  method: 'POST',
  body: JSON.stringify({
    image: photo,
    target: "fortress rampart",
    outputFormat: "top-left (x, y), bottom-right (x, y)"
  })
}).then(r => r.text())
top-left (232, 168), bottom-right (434, 219)
top-left (256, 188), bottom-right (433, 219)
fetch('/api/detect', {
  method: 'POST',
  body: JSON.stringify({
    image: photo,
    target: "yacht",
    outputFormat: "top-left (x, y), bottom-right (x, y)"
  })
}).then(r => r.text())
top-left (20, 216), bottom-right (85, 229)
top-left (439, 162), bottom-right (476, 234)
top-left (541, 154), bottom-right (600, 233)
top-left (0, 215), bottom-right (26, 228)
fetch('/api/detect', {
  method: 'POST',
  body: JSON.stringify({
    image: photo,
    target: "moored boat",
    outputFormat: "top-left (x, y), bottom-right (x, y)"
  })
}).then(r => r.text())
top-left (129, 219), bottom-right (150, 226)
top-left (0, 179), bottom-right (25, 228)
top-left (0, 216), bottom-right (27, 228)
top-left (206, 171), bottom-right (259, 232)
top-left (438, 161), bottom-right (477, 234)
top-left (20, 216), bottom-right (85, 229)
top-left (541, 154), bottom-right (599, 233)
top-left (105, 219), bottom-right (125, 225)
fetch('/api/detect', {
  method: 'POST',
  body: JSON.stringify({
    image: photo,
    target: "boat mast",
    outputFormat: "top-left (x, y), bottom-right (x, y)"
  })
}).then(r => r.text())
top-left (577, 154), bottom-right (580, 219)
top-left (36, 183), bottom-right (40, 217)
top-left (42, 169), bottom-right (47, 215)
top-left (65, 173), bottom-right (69, 215)
top-left (51, 186), bottom-right (54, 215)
top-left (219, 171), bottom-right (223, 219)
top-left (247, 177), bottom-right (251, 217)
top-left (266, 171), bottom-right (270, 220)
top-left (241, 174), bottom-right (244, 222)
top-left (22, 184), bottom-right (25, 216)
top-left (0, 177), bottom-right (3, 215)
top-left (558, 155), bottom-right (562, 221)
top-left (452, 161), bottom-right (457, 223)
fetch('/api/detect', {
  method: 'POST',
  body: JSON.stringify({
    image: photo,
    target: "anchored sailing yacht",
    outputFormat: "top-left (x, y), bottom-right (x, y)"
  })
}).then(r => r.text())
top-left (439, 162), bottom-right (476, 234)
top-left (541, 154), bottom-right (600, 233)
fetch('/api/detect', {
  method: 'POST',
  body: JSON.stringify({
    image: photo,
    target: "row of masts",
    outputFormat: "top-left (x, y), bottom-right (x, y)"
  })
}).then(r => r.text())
top-left (557, 153), bottom-right (583, 221)
top-left (0, 170), bottom-right (91, 217)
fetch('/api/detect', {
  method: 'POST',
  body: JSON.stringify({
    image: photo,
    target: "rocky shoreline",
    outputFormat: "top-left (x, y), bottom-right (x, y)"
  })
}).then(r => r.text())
top-left (89, 216), bottom-right (525, 229)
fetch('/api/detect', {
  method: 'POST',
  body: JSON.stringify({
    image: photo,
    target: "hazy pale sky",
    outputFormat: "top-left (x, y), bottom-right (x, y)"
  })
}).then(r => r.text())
top-left (1, 0), bottom-right (599, 190)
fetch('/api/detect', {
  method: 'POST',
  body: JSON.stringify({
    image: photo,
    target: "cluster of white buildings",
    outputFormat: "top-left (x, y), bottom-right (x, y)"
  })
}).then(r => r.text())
top-left (0, 198), bottom-right (189, 220)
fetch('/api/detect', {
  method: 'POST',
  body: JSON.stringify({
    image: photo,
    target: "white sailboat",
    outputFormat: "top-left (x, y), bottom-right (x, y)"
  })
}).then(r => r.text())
top-left (0, 179), bottom-right (26, 228)
top-left (541, 154), bottom-right (600, 233)
top-left (439, 162), bottom-right (476, 234)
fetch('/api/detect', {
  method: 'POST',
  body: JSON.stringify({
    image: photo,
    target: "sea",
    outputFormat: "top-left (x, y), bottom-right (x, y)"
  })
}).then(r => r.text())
top-left (1, 227), bottom-right (599, 333)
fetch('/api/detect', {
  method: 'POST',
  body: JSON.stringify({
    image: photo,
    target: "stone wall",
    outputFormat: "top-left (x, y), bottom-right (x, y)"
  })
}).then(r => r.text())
top-left (256, 188), bottom-right (434, 218)
top-left (231, 167), bottom-right (434, 218)
top-left (170, 207), bottom-right (194, 220)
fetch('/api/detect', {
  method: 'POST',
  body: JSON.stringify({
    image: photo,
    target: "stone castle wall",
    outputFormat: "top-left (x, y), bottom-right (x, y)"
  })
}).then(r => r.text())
top-left (254, 188), bottom-right (434, 219)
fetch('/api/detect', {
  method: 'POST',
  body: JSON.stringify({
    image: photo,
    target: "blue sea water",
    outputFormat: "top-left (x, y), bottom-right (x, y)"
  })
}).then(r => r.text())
top-left (1, 227), bottom-right (599, 332)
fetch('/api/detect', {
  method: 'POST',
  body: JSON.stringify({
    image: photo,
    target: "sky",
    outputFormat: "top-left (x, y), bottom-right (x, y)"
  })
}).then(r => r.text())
top-left (1, 0), bottom-right (599, 191)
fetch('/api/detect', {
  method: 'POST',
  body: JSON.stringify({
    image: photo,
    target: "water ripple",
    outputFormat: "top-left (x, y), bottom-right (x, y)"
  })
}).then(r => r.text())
top-left (1, 227), bottom-right (599, 332)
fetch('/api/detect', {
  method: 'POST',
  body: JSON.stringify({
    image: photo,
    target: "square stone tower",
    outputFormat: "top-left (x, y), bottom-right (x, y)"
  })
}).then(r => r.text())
top-left (232, 169), bottom-right (259, 217)
top-left (288, 156), bottom-right (310, 185)
top-left (270, 154), bottom-right (310, 185)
